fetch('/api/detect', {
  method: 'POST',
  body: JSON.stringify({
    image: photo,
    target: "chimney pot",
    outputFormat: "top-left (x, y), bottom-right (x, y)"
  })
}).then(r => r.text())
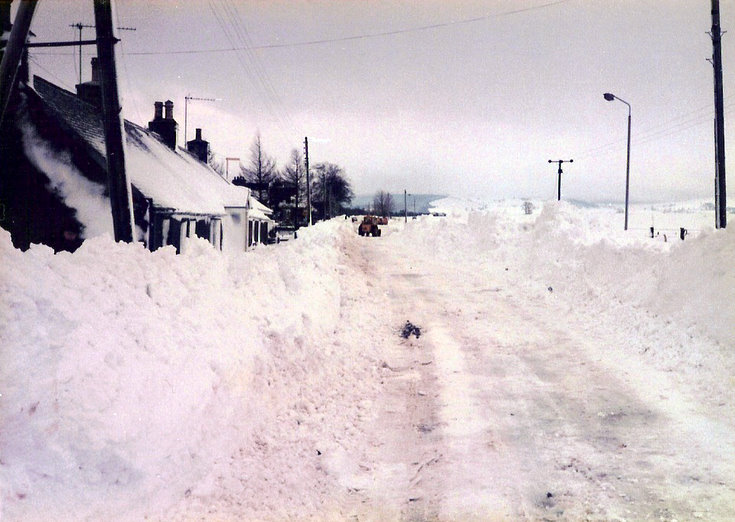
top-left (149, 100), bottom-right (177, 149)
top-left (164, 100), bottom-right (174, 120)
top-left (187, 128), bottom-right (209, 163)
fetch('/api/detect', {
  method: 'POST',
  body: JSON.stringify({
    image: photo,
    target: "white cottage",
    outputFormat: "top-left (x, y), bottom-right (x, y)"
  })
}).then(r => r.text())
top-left (16, 66), bottom-right (272, 254)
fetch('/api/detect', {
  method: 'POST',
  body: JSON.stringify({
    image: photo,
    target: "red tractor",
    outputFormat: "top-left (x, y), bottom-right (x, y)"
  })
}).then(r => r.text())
top-left (358, 215), bottom-right (382, 237)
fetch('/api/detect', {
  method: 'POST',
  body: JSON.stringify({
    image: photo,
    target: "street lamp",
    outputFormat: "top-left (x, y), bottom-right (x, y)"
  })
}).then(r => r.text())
top-left (604, 92), bottom-right (631, 231)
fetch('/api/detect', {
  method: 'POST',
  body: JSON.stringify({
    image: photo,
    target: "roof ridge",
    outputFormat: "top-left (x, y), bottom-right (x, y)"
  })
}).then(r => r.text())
top-left (33, 75), bottom-right (99, 112)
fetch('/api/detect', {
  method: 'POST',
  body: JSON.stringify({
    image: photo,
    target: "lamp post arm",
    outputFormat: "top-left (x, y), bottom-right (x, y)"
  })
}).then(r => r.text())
top-left (615, 96), bottom-right (631, 116)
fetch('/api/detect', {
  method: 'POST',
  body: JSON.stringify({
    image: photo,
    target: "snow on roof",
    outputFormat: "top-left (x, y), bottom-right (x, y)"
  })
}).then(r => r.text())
top-left (247, 194), bottom-right (274, 222)
top-left (220, 182), bottom-right (250, 209)
top-left (32, 76), bottom-right (247, 216)
top-left (249, 196), bottom-right (272, 214)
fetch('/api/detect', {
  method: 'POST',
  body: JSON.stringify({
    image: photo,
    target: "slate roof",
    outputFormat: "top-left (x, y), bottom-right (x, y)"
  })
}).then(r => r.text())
top-left (32, 76), bottom-right (251, 216)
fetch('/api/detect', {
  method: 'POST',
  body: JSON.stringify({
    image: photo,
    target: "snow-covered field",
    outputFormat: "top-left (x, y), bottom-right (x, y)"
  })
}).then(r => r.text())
top-left (1, 199), bottom-right (733, 521)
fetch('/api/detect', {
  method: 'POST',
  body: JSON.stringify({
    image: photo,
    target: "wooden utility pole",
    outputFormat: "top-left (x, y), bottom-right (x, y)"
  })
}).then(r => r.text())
top-left (0, 0), bottom-right (37, 132)
top-left (404, 189), bottom-right (407, 223)
top-left (710, 0), bottom-right (727, 228)
top-left (304, 137), bottom-right (312, 226)
top-left (68, 23), bottom-right (134, 86)
top-left (548, 159), bottom-right (573, 201)
top-left (94, 0), bottom-right (134, 242)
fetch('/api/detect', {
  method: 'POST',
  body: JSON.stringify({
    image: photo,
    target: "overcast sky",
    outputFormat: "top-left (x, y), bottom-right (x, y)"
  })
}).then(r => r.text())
top-left (23, 0), bottom-right (735, 202)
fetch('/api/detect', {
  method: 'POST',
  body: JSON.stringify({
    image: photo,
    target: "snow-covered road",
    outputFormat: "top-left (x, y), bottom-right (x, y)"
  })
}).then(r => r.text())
top-left (2, 201), bottom-right (733, 521)
top-left (337, 216), bottom-right (734, 521)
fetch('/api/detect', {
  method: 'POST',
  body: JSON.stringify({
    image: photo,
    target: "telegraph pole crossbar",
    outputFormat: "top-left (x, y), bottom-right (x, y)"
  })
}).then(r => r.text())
top-left (548, 159), bottom-right (573, 201)
top-left (69, 22), bottom-right (134, 85)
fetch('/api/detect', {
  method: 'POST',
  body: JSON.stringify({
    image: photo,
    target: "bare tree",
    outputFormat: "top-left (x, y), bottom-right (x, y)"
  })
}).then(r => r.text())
top-left (207, 149), bottom-right (226, 177)
top-left (241, 132), bottom-right (277, 204)
top-left (373, 190), bottom-right (394, 217)
top-left (282, 148), bottom-right (306, 226)
top-left (312, 162), bottom-right (354, 220)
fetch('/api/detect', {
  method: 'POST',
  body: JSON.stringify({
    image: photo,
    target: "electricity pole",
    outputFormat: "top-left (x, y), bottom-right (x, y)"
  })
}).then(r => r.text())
top-left (0, 0), bottom-right (37, 132)
top-left (404, 189), bottom-right (408, 223)
top-left (710, 0), bottom-right (727, 228)
top-left (69, 22), bottom-right (134, 85)
top-left (94, 0), bottom-right (134, 243)
top-left (548, 159), bottom-right (573, 201)
top-left (304, 137), bottom-right (311, 226)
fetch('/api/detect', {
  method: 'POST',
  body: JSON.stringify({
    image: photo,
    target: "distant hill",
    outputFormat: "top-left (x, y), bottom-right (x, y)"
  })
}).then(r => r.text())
top-left (348, 194), bottom-right (447, 214)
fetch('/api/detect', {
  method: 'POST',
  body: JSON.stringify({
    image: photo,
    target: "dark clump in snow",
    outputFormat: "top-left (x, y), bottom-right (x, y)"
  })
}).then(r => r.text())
top-left (400, 321), bottom-right (421, 339)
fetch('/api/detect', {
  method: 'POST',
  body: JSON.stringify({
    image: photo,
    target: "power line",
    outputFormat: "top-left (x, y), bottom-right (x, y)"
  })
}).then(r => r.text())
top-left (576, 95), bottom-right (735, 161)
top-left (114, 8), bottom-right (144, 126)
top-left (207, 0), bottom-right (294, 142)
top-left (125, 0), bottom-right (570, 57)
top-left (28, 55), bottom-right (75, 91)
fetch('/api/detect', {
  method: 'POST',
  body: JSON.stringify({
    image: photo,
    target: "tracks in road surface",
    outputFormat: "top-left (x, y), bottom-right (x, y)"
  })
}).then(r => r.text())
top-left (343, 231), bottom-right (735, 521)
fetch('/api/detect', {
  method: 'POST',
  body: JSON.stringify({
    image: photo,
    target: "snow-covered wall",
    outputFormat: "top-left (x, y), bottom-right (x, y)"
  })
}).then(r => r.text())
top-left (0, 222), bottom-right (359, 519)
top-left (416, 200), bottom-right (734, 349)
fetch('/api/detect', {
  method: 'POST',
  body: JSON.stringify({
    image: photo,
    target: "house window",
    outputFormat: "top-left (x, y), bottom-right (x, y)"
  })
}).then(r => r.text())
top-left (211, 218), bottom-right (222, 250)
top-left (195, 219), bottom-right (209, 241)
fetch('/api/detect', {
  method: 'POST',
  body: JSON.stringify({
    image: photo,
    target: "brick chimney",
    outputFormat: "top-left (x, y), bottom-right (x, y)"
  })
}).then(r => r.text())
top-left (148, 99), bottom-right (177, 150)
top-left (164, 100), bottom-right (174, 120)
top-left (75, 57), bottom-right (102, 108)
top-left (186, 127), bottom-right (210, 163)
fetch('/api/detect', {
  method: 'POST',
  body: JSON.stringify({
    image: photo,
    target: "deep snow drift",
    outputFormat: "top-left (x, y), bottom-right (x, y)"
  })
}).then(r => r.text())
top-left (1, 200), bottom-right (733, 520)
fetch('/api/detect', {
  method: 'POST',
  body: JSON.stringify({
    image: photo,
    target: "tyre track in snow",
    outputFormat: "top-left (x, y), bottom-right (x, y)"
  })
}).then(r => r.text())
top-left (340, 238), bottom-right (446, 521)
top-left (343, 224), bottom-right (735, 521)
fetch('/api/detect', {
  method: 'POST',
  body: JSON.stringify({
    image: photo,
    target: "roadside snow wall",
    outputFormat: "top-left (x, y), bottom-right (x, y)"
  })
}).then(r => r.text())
top-left (0, 221), bottom-right (367, 520)
top-left (406, 201), bottom-right (734, 348)
top-left (398, 202), bottom-right (734, 395)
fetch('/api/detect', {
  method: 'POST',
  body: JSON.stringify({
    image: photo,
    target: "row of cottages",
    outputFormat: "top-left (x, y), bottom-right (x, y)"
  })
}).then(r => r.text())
top-left (0, 56), bottom-right (273, 254)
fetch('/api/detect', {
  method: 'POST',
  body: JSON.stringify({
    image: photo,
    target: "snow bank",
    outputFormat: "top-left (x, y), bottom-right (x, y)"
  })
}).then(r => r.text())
top-left (1, 199), bottom-right (731, 519)
top-left (407, 201), bottom-right (734, 348)
top-left (524, 202), bottom-right (734, 349)
top-left (396, 201), bottom-right (734, 402)
top-left (0, 220), bottom-right (377, 520)
top-left (0, 230), bottom-right (254, 518)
